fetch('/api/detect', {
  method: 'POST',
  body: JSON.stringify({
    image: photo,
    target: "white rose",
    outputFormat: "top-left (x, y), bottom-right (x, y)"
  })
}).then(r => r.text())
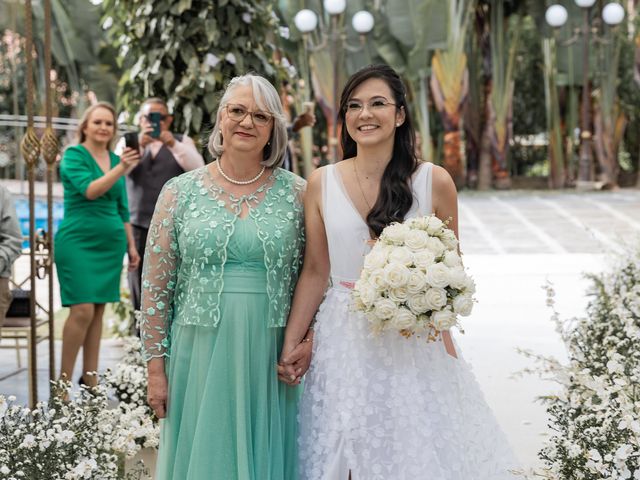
top-left (383, 263), bottom-right (411, 289)
top-left (443, 250), bottom-right (462, 267)
top-left (404, 229), bottom-right (430, 252)
top-left (425, 216), bottom-right (444, 235)
top-left (432, 309), bottom-right (457, 330)
top-left (439, 228), bottom-right (459, 250)
top-left (425, 263), bottom-right (451, 288)
top-left (388, 246), bottom-right (414, 266)
top-left (463, 275), bottom-right (477, 294)
top-left (368, 268), bottom-right (387, 291)
top-left (406, 270), bottom-right (427, 294)
top-left (373, 298), bottom-right (398, 320)
top-left (424, 287), bottom-right (448, 310)
top-left (391, 307), bottom-right (417, 331)
top-left (381, 223), bottom-right (411, 245)
top-left (407, 293), bottom-right (430, 314)
top-left (452, 294), bottom-right (474, 316)
top-left (448, 267), bottom-right (467, 290)
top-left (388, 286), bottom-right (409, 303)
top-left (413, 250), bottom-right (436, 270)
top-left (355, 281), bottom-right (377, 308)
top-left (425, 237), bottom-right (446, 257)
top-left (364, 246), bottom-right (389, 270)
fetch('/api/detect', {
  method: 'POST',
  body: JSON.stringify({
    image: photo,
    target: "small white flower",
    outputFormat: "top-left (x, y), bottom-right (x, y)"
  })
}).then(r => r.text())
top-left (225, 52), bottom-right (237, 65)
top-left (205, 53), bottom-right (220, 68)
top-left (242, 12), bottom-right (252, 23)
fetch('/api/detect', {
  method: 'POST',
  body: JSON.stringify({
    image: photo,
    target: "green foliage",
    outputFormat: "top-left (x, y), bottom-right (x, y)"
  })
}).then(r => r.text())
top-left (102, 0), bottom-right (284, 136)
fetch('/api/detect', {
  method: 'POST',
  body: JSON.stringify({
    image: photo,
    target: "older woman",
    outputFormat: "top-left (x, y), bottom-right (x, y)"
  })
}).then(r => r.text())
top-left (55, 102), bottom-right (140, 387)
top-left (140, 74), bottom-right (305, 480)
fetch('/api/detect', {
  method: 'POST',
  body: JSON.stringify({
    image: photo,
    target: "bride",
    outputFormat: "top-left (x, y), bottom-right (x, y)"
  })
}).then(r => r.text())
top-left (279, 64), bottom-right (518, 479)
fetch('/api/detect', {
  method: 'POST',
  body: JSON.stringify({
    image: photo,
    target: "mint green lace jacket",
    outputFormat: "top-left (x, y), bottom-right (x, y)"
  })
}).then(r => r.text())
top-left (139, 166), bottom-right (306, 361)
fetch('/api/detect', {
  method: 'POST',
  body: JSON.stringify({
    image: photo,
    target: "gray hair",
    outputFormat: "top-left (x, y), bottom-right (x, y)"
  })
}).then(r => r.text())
top-left (208, 74), bottom-right (288, 168)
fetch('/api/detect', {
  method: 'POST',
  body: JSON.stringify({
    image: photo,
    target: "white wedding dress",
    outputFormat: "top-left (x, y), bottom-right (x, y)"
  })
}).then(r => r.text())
top-left (298, 163), bottom-right (518, 480)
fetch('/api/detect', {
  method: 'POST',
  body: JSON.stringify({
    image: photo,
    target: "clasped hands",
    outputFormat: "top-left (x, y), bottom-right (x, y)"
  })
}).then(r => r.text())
top-left (277, 334), bottom-right (313, 386)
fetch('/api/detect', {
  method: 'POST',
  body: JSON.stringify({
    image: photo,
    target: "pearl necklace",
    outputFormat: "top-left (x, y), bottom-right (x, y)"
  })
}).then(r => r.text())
top-left (216, 160), bottom-right (265, 185)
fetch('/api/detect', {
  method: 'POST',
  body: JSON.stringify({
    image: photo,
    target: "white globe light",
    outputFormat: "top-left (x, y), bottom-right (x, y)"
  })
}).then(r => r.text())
top-left (545, 5), bottom-right (569, 28)
top-left (602, 3), bottom-right (625, 25)
top-left (352, 11), bottom-right (375, 34)
top-left (324, 0), bottom-right (346, 15)
top-left (575, 0), bottom-right (597, 8)
top-left (294, 9), bottom-right (318, 33)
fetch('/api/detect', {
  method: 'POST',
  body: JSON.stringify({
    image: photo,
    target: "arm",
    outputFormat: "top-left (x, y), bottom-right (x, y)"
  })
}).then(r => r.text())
top-left (279, 168), bottom-right (330, 381)
top-left (166, 135), bottom-right (204, 171)
top-left (84, 148), bottom-right (140, 200)
top-left (0, 190), bottom-right (23, 273)
top-left (431, 165), bottom-right (459, 358)
top-left (139, 181), bottom-right (180, 418)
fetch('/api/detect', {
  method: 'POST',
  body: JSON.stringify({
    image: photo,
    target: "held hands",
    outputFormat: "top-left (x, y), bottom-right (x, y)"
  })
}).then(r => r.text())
top-left (292, 111), bottom-right (316, 133)
top-left (158, 131), bottom-right (175, 148)
top-left (278, 334), bottom-right (313, 386)
top-left (128, 245), bottom-right (140, 271)
top-left (147, 372), bottom-right (168, 419)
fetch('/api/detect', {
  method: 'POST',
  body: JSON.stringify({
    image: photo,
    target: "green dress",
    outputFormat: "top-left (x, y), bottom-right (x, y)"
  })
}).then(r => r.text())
top-left (54, 145), bottom-right (129, 306)
top-left (139, 166), bottom-right (305, 480)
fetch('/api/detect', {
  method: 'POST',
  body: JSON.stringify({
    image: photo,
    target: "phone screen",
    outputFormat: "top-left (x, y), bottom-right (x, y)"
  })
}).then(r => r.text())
top-left (149, 112), bottom-right (162, 138)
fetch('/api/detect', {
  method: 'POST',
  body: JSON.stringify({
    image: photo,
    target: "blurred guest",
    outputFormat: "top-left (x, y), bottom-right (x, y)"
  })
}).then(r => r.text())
top-left (55, 102), bottom-right (140, 387)
top-left (116, 98), bottom-right (204, 314)
top-left (0, 185), bottom-right (22, 333)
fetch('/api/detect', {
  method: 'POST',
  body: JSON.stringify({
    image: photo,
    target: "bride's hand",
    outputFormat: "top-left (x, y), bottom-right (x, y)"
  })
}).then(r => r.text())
top-left (278, 339), bottom-right (313, 386)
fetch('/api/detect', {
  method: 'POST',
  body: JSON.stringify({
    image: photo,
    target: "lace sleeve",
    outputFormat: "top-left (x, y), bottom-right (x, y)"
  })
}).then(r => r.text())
top-left (139, 180), bottom-right (180, 361)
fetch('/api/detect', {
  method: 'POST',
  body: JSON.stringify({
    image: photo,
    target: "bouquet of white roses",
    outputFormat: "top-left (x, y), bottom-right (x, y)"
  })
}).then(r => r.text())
top-left (353, 215), bottom-right (475, 340)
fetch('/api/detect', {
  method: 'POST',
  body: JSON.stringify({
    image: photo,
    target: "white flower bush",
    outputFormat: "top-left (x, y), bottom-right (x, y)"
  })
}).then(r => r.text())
top-left (519, 245), bottom-right (640, 480)
top-left (0, 381), bottom-right (151, 479)
top-left (353, 215), bottom-right (475, 340)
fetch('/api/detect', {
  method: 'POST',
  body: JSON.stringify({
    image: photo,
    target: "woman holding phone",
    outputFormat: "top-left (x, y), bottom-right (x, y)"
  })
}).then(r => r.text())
top-left (55, 102), bottom-right (140, 388)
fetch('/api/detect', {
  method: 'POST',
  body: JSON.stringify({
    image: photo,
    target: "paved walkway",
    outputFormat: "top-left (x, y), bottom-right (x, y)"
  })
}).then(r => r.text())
top-left (1, 187), bottom-right (639, 471)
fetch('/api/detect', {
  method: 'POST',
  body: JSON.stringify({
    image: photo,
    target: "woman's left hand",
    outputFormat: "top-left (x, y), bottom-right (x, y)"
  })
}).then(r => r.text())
top-left (128, 245), bottom-right (140, 271)
top-left (278, 338), bottom-right (313, 386)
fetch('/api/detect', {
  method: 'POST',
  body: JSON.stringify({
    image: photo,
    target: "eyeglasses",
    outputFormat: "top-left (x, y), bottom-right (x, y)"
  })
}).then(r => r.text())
top-left (345, 98), bottom-right (398, 115)
top-left (225, 104), bottom-right (273, 126)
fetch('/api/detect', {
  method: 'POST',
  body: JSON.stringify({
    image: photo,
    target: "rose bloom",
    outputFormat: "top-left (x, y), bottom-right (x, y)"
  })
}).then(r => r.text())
top-left (424, 287), bottom-right (448, 310)
top-left (425, 216), bottom-right (444, 235)
top-left (413, 250), bottom-right (436, 270)
top-left (404, 229), bottom-right (431, 252)
top-left (448, 266), bottom-right (468, 290)
top-left (425, 237), bottom-right (446, 257)
top-left (356, 280), bottom-right (377, 308)
top-left (381, 223), bottom-right (411, 245)
top-left (388, 286), bottom-right (409, 303)
top-left (432, 309), bottom-right (457, 330)
top-left (373, 298), bottom-right (398, 320)
top-left (407, 293), bottom-right (431, 314)
top-left (364, 245), bottom-right (389, 270)
top-left (406, 270), bottom-right (427, 294)
top-left (388, 246), bottom-right (414, 267)
top-left (439, 228), bottom-right (459, 250)
top-left (425, 263), bottom-right (451, 288)
top-left (391, 307), bottom-right (417, 330)
top-left (452, 294), bottom-right (474, 316)
top-left (383, 263), bottom-right (412, 289)
top-left (367, 268), bottom-right (387, 291)
top-left (443, 250), bottom-right (462, 267)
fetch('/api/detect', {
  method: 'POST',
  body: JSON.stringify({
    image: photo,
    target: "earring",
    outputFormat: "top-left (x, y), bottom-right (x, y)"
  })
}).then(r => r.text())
top-left (396, 123), bottom-right (401, 127)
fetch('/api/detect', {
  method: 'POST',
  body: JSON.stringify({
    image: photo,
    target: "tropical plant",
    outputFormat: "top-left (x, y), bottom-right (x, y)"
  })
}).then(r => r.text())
top-left (543, 38), bottom-right (566, 188)
top-left (430, 0), bottom-right (474, 188)
top-left (102, 0), bottom-right (285, 137)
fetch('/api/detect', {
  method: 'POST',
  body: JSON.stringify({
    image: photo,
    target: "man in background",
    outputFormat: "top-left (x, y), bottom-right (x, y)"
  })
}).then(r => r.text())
top-left (116, 98), bottom-right (204, 316)
top-left (0, 184), bottom-right (23, 332)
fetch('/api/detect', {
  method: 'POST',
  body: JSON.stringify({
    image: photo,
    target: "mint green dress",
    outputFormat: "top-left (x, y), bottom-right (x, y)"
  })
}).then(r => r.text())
top-left (139, 166), bottom-right (305, 480)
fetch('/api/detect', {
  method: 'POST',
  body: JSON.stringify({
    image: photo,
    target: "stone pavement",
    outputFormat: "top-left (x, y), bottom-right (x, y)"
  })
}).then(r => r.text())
top-left (0, 187), bottom-right (638, 471)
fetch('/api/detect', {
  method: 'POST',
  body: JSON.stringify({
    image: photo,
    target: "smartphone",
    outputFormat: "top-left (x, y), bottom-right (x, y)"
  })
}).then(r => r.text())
top-left (148, 112), bottom-right (162, 138)
top-left (124, 132), bottom-right (139, 151)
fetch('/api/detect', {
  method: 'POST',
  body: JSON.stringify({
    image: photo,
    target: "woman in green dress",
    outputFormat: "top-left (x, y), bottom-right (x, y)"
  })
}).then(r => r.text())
top-left (55, 102), bottom-right (140, 387)
top-left (140, 74), bottom-right (306, 480)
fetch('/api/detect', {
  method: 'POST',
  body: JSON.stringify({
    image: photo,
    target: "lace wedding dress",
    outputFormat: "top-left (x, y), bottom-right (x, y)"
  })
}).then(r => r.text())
top-left (298, 162), bottom-right (518, 480)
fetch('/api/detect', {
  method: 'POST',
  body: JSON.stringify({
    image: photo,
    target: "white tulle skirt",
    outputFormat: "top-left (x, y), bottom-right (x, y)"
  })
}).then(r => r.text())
top-left (298, 286), bottom-right (519, 480)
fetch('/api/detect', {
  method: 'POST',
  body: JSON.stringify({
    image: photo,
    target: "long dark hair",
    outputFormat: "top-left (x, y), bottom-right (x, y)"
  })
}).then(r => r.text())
top-left (339, 64), bottom-right (419, 237)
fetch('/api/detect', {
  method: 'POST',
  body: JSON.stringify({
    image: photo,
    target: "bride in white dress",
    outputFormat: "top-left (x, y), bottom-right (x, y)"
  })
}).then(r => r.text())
top-left (279, 65), bottom-right (518, 480)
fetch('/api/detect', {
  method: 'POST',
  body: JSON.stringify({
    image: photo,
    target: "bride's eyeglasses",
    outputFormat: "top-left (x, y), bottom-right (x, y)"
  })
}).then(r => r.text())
top-left (226, 104), bottom-right (273, 126)
top-left (345, 97), bottom-right (398, 115)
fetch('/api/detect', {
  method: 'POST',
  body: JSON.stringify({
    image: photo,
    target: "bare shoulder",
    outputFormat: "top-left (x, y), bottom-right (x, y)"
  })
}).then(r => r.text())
top-left (431, 164), bottom-right (457, 194)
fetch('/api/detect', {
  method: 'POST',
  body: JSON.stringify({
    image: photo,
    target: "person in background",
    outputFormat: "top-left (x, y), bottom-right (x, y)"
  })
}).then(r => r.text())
top-left (115, 98), bottom-right (204, 316)
top-left (0, 184), bottom-right (22, 333)
top-left (55, 102), bottom-right (140, 387)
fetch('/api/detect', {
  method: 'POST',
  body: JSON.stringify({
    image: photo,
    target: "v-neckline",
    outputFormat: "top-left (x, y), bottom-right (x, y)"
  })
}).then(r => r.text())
top-left (331, 163), bottom-right (373, 230)
top-left (79, 144), bottom-right (111, 175)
